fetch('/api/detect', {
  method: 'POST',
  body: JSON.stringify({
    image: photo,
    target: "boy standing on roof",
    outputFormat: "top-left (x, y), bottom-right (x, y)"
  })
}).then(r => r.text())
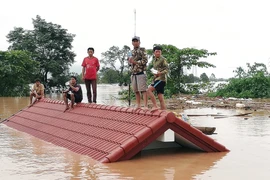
top-left (147, 46), bottom-right (169, 111)
top-left (128, 36), bottom-right (148, 110)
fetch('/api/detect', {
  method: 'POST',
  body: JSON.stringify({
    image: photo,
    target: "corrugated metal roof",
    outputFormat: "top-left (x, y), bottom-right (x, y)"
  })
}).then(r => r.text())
top-left (4, 98), bottom-right (228, 163)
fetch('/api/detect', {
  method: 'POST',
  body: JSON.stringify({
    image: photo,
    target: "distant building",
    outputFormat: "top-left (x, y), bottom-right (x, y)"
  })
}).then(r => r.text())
top-left (192, 65), bottom-right (198, 77)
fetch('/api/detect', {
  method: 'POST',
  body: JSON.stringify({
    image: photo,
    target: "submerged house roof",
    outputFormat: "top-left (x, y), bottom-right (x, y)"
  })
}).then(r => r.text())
top-left (4, 98), bottom-right (228, 163)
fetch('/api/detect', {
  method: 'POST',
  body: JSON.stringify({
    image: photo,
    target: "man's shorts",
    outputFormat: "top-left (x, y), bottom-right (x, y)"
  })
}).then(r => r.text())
top-left (151, 80), bottom-right (166, 94)
top-left (36, 93), bottom-right (42, 99)
top-left (131, 73), bottom-right (147, 92)
top-left (67, 93), bottom-right (82, 103)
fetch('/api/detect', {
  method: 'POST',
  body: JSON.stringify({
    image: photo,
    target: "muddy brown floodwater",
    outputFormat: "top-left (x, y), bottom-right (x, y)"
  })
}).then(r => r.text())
top-left (1, 84), bottom-right (270, 180)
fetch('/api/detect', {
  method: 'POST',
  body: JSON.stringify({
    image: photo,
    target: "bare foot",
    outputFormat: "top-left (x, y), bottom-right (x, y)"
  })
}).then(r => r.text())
top-left (64, 106), bottom-right (70, 112)
top-left (141, 107), bottom-right (149, 112)
top-left (132, 107), bottom-right (141, 112)
top-left (29, 98), bottom-right (37, 107)
top-left (150, 107), bottom-right (159, 112)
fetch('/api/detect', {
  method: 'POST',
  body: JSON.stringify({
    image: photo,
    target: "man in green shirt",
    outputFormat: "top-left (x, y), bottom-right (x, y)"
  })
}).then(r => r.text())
top-left (147, 46), bottom-right (169, 111)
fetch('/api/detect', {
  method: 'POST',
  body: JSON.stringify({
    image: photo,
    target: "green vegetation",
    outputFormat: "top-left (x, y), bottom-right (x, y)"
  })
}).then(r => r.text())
top-left (6, 15), bottom-right (76, 91)
top-left (4, 16), bottom-right (269, 100)
top-left (99, 46), bottom-right (131, 85)
top-left (209, 63), bottom-right (270, 98)
top-left (145, 44), bottom-right (216, 96)
top-left (99, 44), bottom-right (217, 101)
top-left (0, 50), bottom-right (38, 96)
top-left (200, 73), bottom-right (210, 83)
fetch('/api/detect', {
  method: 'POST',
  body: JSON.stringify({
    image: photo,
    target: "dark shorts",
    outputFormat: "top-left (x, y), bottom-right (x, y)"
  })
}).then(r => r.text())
top-left (67, 93), bottom-right (82, 103)
top-left (151, 80), bottom-right (166, 94)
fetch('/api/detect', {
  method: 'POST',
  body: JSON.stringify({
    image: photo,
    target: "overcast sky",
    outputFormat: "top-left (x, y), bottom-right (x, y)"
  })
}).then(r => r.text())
top-left (1, 0), bottom-right (270, 78)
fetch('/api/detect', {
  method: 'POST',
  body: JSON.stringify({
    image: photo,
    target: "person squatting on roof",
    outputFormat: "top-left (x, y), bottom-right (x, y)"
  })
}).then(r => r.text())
top-left (63, 76), bottom-right (83, 111)
top-left (29, 79), bottom-right (45, 106)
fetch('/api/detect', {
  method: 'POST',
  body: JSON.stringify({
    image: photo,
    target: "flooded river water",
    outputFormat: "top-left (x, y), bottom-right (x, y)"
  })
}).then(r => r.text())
top-left (1, 84), bottom-right (270, 180)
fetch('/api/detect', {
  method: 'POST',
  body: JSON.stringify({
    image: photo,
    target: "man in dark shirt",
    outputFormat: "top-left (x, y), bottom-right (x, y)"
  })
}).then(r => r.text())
top-left (63, 76), bottom-right (83, 111)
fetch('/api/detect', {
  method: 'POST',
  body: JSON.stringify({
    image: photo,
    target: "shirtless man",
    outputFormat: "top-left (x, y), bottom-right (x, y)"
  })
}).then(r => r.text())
top-left (29, 79), bottom-right (45, 106)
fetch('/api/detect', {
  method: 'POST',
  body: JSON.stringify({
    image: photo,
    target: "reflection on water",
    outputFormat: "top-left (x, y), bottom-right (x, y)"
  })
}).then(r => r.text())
top-left (0, 124), bottom-right (227, 180)
top-left (105, 149), bottom-right (228, 180)
top-left (1, 85), bottom-right (270, 179)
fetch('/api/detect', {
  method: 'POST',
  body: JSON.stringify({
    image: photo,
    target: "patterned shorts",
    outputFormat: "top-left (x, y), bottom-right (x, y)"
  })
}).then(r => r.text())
top-left (131, 73), bottom-right (147, 92)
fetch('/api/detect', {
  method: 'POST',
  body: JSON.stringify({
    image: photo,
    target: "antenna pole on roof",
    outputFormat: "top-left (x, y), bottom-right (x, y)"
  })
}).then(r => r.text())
top-left (128, 9), bottom-right (137, 107)
top-left (134, 9), bottom-right (136, 36)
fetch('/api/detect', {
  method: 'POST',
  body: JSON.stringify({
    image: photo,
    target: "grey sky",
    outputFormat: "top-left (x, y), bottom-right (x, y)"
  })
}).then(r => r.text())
top-left (1, 0), bottom-right (270, 78)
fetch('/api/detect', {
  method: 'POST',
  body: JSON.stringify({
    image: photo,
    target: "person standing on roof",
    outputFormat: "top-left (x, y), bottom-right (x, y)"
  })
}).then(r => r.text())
top-left (147, 45), bottom-right (169, 111)
top-left (128, 36), bottom-right (148, 110)
top-left (82, 47), bottom-right (100, 104)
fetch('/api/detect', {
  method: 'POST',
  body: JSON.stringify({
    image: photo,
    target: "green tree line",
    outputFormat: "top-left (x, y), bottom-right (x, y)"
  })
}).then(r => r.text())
top-left (4, 15), bottom-right (267, 99)
top-left (0, 50), bottom-right (38, 96)
top-left (98, 44), bottom-right (217, 100)
top-left (209, 63), bottom-right (270, 98)
top-left (1, 15), bottom-right (77, 96)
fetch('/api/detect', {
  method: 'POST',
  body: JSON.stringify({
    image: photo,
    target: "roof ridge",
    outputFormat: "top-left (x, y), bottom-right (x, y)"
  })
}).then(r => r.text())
top-left (41, 98), bottom-right (168, 117)
top-left (31, 104), bottom-right (165, 127)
